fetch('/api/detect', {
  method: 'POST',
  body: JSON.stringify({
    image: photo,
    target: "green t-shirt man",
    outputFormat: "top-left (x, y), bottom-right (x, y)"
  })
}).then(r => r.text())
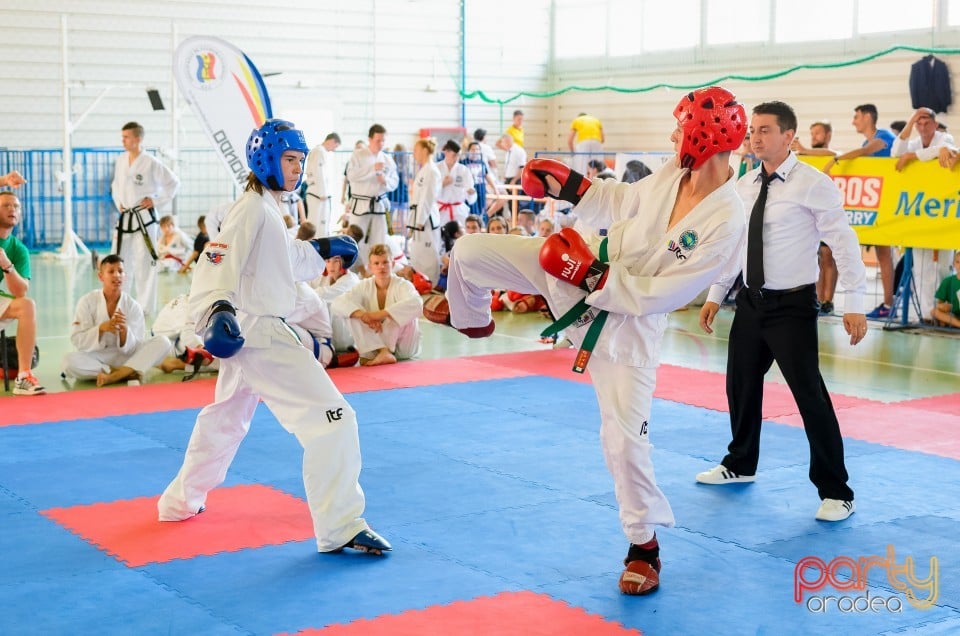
top-left (0, 233), bottom-right (30, 298)
top-left (934, 274), bottom-right (960, 317)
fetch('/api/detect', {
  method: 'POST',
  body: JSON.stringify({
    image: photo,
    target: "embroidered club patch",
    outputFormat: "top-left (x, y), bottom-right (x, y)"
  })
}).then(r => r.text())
top-left (679, 230), bottom-right (699, 250)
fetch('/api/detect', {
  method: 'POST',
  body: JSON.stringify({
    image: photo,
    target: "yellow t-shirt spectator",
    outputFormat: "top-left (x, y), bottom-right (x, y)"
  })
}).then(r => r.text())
top-left (505, 125), bottom-right (524, 148)
top-left (571, 114), bottom-right (603, 143)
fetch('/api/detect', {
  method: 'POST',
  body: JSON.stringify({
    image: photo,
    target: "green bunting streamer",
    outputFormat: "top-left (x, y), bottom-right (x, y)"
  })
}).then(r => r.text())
top-left (463, 45), bottom-right (960, 106)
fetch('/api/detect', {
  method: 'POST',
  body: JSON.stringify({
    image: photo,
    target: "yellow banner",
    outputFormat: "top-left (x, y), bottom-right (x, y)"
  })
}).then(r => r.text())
top-left (798, 155), bottom-right (960, 250)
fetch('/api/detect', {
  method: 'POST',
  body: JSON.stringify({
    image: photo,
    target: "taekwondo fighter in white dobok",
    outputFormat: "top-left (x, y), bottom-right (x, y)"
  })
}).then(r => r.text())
top-left (158, 119), bottom-right (391, 556)
top-left (436, 139), bottom-right (475, 226)
top-left (406, 138), bottom-right (443, 284)
top-left (424, 87), bottom-right (749, 595)
top-left (304, 132), bottom-right (341, 238)
top-left (111, 121), bottom-right (180, 315)
top-left (344, 124), bottom-right (398, 271)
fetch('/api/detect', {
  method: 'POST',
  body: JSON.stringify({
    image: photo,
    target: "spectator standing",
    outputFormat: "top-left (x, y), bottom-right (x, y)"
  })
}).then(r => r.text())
top-left (792, 121), bottom-right (840, 315)
top-left (110, 121), bottom-right (180, 315)
top-left (568, 112), bottom-right (605, 174)
top-left (304, 132), bottom-right (342, 237)
top-left (823, 104), bottom-right (896, 320)
top-left (892, 108), bottom-right (956, 322)
top-left (344, 124), bottom-right (399, 273)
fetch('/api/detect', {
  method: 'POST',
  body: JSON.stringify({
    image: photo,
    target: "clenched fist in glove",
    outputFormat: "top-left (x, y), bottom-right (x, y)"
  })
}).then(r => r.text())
top-left (521, 158), bottom-right (592, 205)
top-left (539, 228), bottom-right (608, 293)
top-left (203, 300), bottom-right (245, 358)
top-left (309, 235), bottom-right (359, 268)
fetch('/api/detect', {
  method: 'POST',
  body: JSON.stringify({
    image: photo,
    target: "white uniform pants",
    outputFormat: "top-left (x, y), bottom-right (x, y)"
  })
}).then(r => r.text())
top-left (330, 314), bottom-right (355, 352)
top-left (306, 195), bottom-right (332, 237)
top-left (912, 248), bottom-right (954, 321)
top-left (61, 335), bottom-right (172, 379)
top-left (157, 325), bottom-right (368, 551)
top-left (408, 227), bottom-right (442, 284)
top-left (446, 232), bottom-right (674, 544)
top-left (573, 139), bottom-right (604, 175)
top-left (112, 226), bottom-right (160, 315)
top-left (347, 201), bottom-right (389, 268)
top-left (348, 316), bottom-right (421, 361)
top-left (439, 202), bottom-right (469, 227)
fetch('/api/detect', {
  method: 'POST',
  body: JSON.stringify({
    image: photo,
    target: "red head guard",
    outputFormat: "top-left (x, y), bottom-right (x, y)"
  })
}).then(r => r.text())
top-left (673, 86), bottom-right (747, 170)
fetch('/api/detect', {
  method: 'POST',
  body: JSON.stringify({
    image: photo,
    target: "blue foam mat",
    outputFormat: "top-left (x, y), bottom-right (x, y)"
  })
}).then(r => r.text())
top-left (0, 374), bottom-right (957, 635)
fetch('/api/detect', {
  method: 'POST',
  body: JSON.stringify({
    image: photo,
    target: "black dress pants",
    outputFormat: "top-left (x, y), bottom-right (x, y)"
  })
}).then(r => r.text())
top-left (721, 284), bottom-right (854, 502)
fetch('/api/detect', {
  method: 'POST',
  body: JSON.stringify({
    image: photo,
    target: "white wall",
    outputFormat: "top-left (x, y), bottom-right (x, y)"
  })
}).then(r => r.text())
top-left (547, 34), bottom-right (960, 154)
top-left (0, 0), bottom-right (550, 151)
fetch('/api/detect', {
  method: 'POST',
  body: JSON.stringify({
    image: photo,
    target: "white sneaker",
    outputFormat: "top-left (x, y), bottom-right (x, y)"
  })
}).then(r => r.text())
top-left (13, 373), bottom-right (46, 396)
top-left (816, 499), bottom-right (855, 521)
top-left (695, 464), bottom-right (756, 484)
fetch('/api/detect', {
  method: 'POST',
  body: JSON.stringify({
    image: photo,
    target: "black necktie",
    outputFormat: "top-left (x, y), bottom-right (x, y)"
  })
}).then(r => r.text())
top-left (746, 170), bottom-right (778, 290)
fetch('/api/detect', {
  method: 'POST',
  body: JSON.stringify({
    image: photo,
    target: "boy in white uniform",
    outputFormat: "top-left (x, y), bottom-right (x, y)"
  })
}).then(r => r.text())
top-left (427, 87), bottom-right (749, 596)
top-left (157, 119), bottom-right (390, 556)
top-left (436, 139), bottom-right (475, 227)
top-left (332, 243), bottom-right (423, 366)
top-left (407, 138), bottom-right (443, 284)
top-left (344, 124), bottom-right (399, 272)
top-left (62, 254), bottom-right (172, 386)
top-left (110, 121), bottom-right (180, 315)
top-left (304, 132), bottom-right (342, 237)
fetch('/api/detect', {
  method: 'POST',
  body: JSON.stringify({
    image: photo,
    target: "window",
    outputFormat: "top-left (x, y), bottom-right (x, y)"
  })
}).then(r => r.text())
top-left (707, 0), bottom-right (771, 45)
top-left (949, 0), bottom-right (960, 25)
top-left (555, 1), bottom-right (607, 58)
top-left (858, 0), bottom-right (934, 33)
top-left (643, 0), bottom-right (699, 51)
top-left (609, 0), bottom-right (642, 56)
top-left (774, 0), bottom-right (854, 42)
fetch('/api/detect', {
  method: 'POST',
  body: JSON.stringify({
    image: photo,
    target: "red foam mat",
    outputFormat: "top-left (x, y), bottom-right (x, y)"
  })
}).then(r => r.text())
top-left (331, 356), bottom-right (534, 392)
top-left (41, 484), bottom-right (315, 567)
top-left (2, 378), bottom-right (218, 427)
top-left (291, 591), bottom-right (641, 636)
top-left (463, 349), bottom-right (591, 384)
top-left (773, 403), bottom-right (960, 460)
top-left (654, 364), bottom-right (875, 417)
top-left (894, 393), bottom-right (960, 417)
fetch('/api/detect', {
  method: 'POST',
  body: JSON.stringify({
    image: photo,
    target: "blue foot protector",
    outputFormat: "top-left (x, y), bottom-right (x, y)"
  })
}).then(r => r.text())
top-left (330, 528), bottom-right (392, 556)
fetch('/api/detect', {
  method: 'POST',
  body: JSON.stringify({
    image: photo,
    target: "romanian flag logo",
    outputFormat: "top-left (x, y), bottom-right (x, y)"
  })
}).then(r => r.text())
top-left (194, 52), bottom-right (217, 83)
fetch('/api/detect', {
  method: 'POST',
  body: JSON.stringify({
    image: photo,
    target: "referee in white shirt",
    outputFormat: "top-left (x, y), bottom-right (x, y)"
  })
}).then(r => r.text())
top-left (697, 101), bottom-right (868, 523)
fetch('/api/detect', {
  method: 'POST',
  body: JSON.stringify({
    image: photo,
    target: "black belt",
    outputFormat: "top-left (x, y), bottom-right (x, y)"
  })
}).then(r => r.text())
top-left (118, 207), bottom-right (158, 233)
top-left (745, 283), bottom-right (814, 299)
top-left (349, 194), bottom-right (387, 216)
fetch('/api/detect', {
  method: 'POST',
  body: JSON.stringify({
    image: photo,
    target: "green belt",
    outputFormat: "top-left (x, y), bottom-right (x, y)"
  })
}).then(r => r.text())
top-left (540, 238), bottom-right (609, 374)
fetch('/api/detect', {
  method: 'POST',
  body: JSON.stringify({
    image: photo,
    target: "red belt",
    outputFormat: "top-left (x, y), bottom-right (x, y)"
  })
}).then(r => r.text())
top-left (437, 200), bottom-right (462, 222)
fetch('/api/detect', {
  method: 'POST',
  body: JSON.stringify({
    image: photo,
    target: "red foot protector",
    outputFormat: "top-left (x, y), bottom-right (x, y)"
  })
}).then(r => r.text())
top-left (286, 590), bottom-right (641, 636)
top-left (41, 484), bottom-right (315, 567)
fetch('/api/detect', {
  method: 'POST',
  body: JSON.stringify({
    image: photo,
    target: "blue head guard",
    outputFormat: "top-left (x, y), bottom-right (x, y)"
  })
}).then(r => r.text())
top-left (246, 119), bottom-right (309, 191)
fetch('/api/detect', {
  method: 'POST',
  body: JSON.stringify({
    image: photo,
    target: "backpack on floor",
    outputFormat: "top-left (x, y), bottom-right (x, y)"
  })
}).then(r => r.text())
top-left (2, 335), bottom-right (39, 379)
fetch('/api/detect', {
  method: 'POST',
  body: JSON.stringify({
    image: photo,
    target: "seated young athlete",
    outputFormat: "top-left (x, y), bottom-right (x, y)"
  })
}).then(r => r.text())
top-left (62, 254), bottom-right (173, 386)
top-left (331, 243), bottom-right (423, 366)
